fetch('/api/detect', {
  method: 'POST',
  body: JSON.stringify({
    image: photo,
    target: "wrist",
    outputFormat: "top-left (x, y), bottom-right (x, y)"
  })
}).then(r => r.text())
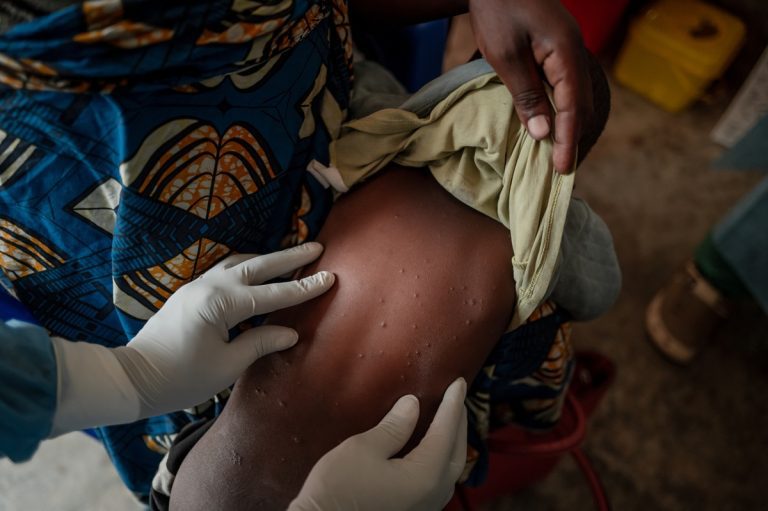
top-left (111, 344), bottom-right (170, 418)
top-left (50, 337), bottom-right (141, 435)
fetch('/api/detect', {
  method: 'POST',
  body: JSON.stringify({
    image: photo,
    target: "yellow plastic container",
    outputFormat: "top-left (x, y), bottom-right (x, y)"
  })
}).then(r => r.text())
top-left (614, 0), bottom-right (745, 112)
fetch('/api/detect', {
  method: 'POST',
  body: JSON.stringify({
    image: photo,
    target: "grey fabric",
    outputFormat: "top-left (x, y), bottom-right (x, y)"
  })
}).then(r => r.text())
top-left (0, 0), bottom-right (79, 34)
top-left (349, 58), bottom-right (495, 120)
top-left (399, 58), bottom-right (494, 116)
top-left (349, 59), bottom-right (621, 320)
top-left (549, 198), bottom-right (622, 320)
top-left (348, 60), bottom-right (410, 119)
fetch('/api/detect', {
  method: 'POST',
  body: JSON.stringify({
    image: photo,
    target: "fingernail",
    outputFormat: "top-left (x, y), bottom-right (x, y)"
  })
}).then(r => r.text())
top-left (527, 115), bottom-right (550, 139)
top-left (299, 241), bottom-right (323, 252)
top-left (395, 395), bottom-right (420, 417)
top-left (283, 329), bottom-right (299, 347)
top-left (305, 271), bottom-right (335, 286)
top-left (554, 159), bottom-right (572, 175)
top-left (449, 377), bottom-right (467, 398)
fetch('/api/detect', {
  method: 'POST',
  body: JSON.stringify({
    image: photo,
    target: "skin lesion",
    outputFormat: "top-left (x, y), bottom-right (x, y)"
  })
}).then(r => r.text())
top-left (170, 166), bottom-right (517, 511)
top-left (169, 56), bottom-right (611, 509)
top-left (166, 36), bottom-right (614, 509)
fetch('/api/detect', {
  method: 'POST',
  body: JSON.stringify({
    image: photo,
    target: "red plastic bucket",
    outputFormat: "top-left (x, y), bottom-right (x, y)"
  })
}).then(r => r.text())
top-left (446, 350), bottom-right (615, 510)
top-left (561, 0), bottom-right (631, 54)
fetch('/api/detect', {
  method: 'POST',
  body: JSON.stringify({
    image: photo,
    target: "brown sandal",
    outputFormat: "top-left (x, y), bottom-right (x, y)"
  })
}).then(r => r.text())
top-left (645, 261), bottom-right (729, 364)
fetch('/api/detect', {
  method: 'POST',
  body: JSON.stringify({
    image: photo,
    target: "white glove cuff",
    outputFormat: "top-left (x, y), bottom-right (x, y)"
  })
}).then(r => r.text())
top-left (110, 344), bottom-right (173, 419)
top-left (50, 337), bottom-right (141, 436)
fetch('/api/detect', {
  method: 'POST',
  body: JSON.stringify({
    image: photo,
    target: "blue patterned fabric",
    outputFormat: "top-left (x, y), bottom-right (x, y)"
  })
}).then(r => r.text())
top-left (0, 2), bottom-right (577, 496)
top-left (0, 0), bottom-right (352, 498)
top-left (464, 305), bottom-right (573, 485)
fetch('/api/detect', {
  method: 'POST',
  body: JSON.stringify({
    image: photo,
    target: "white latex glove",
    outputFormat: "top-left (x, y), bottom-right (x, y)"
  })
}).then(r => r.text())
top-left (289, 378), bottom-right (468, 511)
top-left (50, 242), bottom-right (334, 435)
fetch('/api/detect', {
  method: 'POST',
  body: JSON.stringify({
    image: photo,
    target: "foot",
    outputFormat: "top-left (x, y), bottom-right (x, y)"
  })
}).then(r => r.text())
top-left (645, 261), bottom-right (729, 364)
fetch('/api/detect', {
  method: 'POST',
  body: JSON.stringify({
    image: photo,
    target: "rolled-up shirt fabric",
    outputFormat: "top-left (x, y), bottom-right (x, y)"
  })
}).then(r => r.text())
top-left (311, 59), bottom-right (620, 327)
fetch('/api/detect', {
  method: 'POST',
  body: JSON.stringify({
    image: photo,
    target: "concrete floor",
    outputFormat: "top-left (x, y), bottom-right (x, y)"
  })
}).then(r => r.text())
top-left (1, 78), bottom-right (766, 511)
top-left (0, 433), bottom-right (140, 511)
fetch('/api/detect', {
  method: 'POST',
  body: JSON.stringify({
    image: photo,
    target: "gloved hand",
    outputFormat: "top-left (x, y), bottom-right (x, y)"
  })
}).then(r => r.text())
top-left (50, 242), bottom-right (334, 435)
top-left (289, 378), bottom-right (468, 511)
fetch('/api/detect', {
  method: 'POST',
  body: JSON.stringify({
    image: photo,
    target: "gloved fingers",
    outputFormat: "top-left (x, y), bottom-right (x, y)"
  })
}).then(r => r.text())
top-left (447, 404), bottom-right (469, 482)
top-left (230, 243), bottom-right (324, 285)
top-left (238, 271), bottom-right (335, 317)
top-left (440, 483), bottom-right (460, 510)
top-left (195, 254), bottom-right (262, 283)
top-left (356, 395), bottom-right (420, 458)
top-left (404, 378), bottom-right (467, 467)
top-left (212, 252), bottom-right (261, 272)
top-left (228, 324), bottom-right (299, 362)
top-left (437, 407), bottom-right (468, 509)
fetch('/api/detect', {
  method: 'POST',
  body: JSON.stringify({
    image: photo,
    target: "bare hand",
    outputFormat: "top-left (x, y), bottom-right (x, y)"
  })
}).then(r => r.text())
top-left (469, 0), bottom-right (593, 174)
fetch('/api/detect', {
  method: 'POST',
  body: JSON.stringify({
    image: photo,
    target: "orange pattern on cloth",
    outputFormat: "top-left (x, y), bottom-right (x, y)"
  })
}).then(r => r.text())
top-left (261, 4), bottom-right (326, 58)
top-left (197, 19), bottom-right (286, 45)
top-left (460, 301), bottom-right (574, 482)
top-left (135, 123), bottom-right (275, 220)
top-left (0, 53), bottom-right (94, 92)
top-left (74, 21), bottom-right (174, 49)
top-left (0, 0), bottom-right (354, 496)
top-left (116, 238), bottom-right (231, 311)
top-left (82, 0), bottom-right (124, 30)
top-left (196, 0), bottom-right (294, 46)
top-left (331, 0), bottom-right (353, 74)
top-left (0, 219), bottom-right (66, 281)
top-left (113, 119), bottom-right (282, 311)
top-left (77, 0), bottom-right (173, 49)
top-left (495, 304), bottom-right (573, 427)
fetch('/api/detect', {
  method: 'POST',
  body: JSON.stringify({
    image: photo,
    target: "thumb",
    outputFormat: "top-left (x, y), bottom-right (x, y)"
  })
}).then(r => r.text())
top-left (490, 47), bottom-right (552, 140)
top-left (356, 395), bottom-right (420, 459)
top-left (228, 325), bottom-right (299, 363)
top-left (405, 378), bottom-right (467, 466)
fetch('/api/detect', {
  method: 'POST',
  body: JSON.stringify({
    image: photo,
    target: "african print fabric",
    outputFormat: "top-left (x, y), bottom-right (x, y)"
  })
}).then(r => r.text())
top-left (464, 302), bottom-right (573, 485)
top-left (0, 0), bottom-right (352, 498)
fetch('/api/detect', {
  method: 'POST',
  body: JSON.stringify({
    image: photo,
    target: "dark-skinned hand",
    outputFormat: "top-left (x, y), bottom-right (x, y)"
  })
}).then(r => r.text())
top-left (469, 0), bottom-right (593, 173)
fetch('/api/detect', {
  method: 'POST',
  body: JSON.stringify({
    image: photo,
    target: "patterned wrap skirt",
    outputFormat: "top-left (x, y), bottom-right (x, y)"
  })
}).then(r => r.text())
top-left (0, 0), bottom-right (572, 499)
